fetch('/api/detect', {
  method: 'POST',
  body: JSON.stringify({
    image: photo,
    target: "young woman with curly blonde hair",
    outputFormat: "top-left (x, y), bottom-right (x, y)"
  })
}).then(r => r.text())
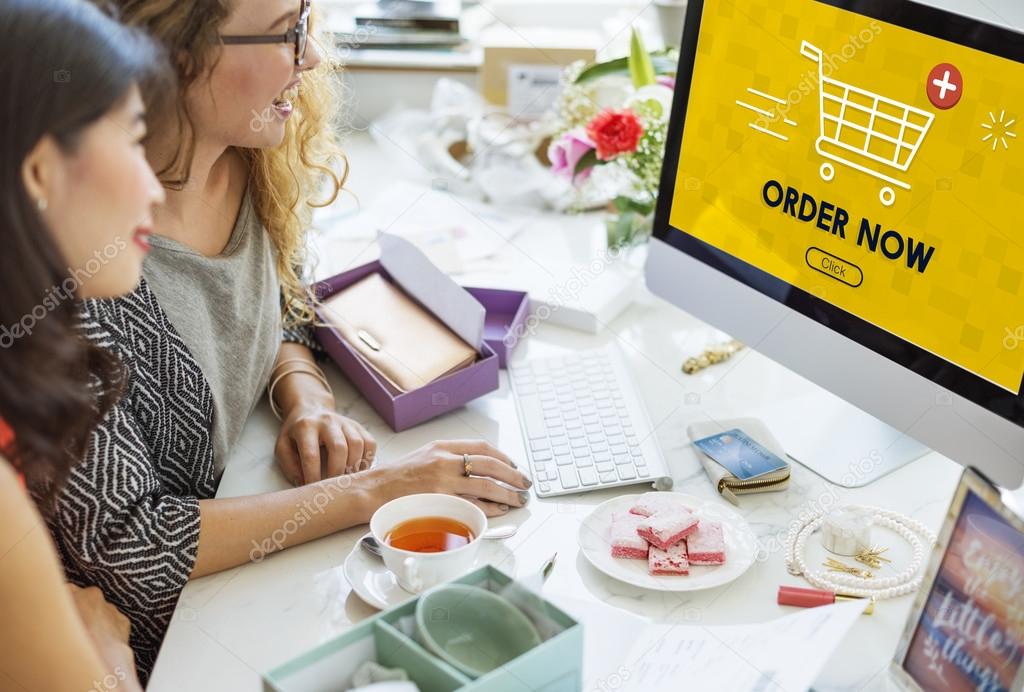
top-left (46, 0), bottom-right (530, 680)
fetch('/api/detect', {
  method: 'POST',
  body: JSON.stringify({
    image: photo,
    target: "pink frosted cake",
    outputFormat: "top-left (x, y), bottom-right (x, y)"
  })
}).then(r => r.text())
top-left (637, 509), bottom-right (700, 550)
top-left (629, 492), bottom-right (685, 517)
top-left (609, 512), bottom-right (650, 559)
top-left (648, 542), bottom-right (690, 575)
top-left (687, 521), bottom-right (726, 565)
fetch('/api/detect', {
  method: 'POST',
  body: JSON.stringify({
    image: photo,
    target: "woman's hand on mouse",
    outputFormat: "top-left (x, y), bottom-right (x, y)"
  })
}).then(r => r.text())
top-left (363, 439), bottom-right (531, 517)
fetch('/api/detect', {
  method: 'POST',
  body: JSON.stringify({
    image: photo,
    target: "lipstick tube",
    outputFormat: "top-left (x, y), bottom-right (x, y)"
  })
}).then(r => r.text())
top-left (777, 585), bottom-right (875, 614)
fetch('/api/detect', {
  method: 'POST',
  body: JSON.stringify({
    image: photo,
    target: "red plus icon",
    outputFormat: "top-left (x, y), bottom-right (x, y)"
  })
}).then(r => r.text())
top-left (927, 63), bottom-right (963, 109)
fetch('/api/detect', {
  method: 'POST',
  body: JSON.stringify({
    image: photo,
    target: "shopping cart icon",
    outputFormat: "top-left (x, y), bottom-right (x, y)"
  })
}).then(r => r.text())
top-left (801, 41), bottom-right (934, 207)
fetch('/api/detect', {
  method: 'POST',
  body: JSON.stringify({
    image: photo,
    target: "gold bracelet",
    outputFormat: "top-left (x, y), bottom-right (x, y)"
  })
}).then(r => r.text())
top-left (267, 366), bottom-right (332, 420)
top-left (268, 368), bottom-right (331, 420)
top-left (271, 357), bottom-right (321, 378)
top-left (270, 357), bottom-right (330, 390)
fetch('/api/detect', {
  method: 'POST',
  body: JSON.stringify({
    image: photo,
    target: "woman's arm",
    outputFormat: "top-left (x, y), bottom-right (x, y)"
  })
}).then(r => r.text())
top-left (192, 439), bottom-right (532, 577)
top-left (45, 400), bottom-right (205, 679)
top-left (49, 358), bottom-right (528, 678)
top-left (193, 472), bottom-right (372, 576)
top-left (0, 460), bottom-right (142, 692)
top-left (271, 341), bottom-right (377, 484)
top-left (66, 585), bottom-right (141, 689)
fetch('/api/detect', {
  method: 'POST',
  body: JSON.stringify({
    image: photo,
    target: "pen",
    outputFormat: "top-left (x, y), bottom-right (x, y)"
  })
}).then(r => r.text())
top-left (541, 553), bottom-right (557, 581)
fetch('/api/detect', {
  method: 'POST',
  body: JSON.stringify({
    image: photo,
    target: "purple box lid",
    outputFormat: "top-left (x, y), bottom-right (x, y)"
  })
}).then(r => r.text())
top-left (464, 287), bottom-right (530, 369)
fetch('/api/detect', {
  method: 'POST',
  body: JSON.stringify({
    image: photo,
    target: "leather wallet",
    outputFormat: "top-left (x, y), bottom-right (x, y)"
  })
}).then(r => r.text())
top-left (686, 417), bottom-right (791, 505)
top-left (319, 273), bottom-right (478, 393)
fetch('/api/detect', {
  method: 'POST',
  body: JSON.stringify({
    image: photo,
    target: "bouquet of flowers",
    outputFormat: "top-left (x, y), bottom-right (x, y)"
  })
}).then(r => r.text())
top-left (547, 28), bottom-right (678, 249)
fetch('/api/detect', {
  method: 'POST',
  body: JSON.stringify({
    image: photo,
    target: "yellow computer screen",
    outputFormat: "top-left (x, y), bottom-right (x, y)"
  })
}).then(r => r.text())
top-left (670, 0), bottom-right (1024, 393)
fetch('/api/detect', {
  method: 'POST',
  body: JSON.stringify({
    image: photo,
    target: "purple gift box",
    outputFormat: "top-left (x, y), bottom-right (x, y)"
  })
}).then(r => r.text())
top-left (313, 237), bottom-right (529, 432)
top-left (464, 287), bottom-right (530, 369)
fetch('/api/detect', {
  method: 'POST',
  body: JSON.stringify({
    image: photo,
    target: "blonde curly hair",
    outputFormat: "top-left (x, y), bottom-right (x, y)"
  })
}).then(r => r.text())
top-left (104, 0), bottom-right (347, 327)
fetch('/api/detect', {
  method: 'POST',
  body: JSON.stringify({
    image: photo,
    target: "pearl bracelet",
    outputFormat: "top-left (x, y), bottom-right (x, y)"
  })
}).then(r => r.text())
top-left (784, 504), bottom-right (937, 599)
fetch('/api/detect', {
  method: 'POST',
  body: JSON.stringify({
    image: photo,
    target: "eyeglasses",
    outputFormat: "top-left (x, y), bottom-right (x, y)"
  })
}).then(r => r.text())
top-left (221, 0), bottom-right (311, 67)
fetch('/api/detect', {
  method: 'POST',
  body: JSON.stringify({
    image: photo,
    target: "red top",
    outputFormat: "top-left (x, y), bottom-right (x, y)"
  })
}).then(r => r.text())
top-left (0, 417), bottom-right (23, 489)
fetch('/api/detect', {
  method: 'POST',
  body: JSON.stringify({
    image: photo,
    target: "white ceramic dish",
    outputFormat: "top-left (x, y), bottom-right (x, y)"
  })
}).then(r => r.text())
top-left (577, 492), bottom-right (758, 591)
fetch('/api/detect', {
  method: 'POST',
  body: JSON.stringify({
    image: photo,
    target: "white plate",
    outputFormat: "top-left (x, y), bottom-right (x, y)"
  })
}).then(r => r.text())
top-left (343, 533), bottom-right (518, 610)
top-left (578, 493), bottom-right (758, 592)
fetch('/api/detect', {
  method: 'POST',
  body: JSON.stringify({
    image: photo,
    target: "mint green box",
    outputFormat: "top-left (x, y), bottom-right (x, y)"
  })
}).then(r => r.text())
top-left (263, 565), bottom-right (582, 692)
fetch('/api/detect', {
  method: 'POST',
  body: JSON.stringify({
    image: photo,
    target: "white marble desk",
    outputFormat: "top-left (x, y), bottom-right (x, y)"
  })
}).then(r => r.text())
top-left (148, 132), bottom-right (1024, 691)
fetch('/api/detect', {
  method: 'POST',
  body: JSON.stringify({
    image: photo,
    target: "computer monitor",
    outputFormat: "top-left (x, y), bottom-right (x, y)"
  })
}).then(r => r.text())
top-left (646, 0), bottom-right (1024, 489)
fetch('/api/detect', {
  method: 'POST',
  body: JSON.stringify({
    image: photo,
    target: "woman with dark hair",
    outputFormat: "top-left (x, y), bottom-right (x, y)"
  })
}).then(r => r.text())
top-left (0, 0), bottom-right (165, 689)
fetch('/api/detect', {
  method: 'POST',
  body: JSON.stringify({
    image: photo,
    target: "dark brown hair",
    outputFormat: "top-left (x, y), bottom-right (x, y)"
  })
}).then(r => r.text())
top-left (0, 0), bottom-right (168, 495)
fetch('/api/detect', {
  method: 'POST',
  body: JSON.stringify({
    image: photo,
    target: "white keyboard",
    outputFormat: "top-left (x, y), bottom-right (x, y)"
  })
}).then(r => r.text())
top-left (510, 345), bottom-right (673, 498)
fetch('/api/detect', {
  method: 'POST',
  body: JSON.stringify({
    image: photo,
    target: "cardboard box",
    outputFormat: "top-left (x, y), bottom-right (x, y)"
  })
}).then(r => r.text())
top-left (480, 26), bottom-right (597, 113)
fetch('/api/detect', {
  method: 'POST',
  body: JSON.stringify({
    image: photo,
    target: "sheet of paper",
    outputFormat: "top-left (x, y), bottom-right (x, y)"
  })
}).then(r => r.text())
top-left (549, 596), bottom-right (650, 691)
top-left (314, 181), bottom-right (532, 274)
top-left (617, 600), bottom-right (868, 692)
top-left (378, 233), bottom-right (485, 350)
top-left (311, 180), bottom-right (640, 334)
top-left (549, 594), bottom-right (867, 692)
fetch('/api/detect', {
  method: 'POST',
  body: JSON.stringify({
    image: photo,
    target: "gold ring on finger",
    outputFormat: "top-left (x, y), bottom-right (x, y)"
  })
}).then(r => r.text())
top-left (462, 453), bottom-right (473, 477)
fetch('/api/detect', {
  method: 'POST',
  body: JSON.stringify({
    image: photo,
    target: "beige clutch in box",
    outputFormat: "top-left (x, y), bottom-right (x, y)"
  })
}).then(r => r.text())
top-left (319, 273), bottom-right (478, 393)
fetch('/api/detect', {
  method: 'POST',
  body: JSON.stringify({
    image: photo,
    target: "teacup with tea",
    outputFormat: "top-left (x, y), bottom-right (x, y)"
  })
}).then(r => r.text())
top-left (369, 494), bottom-right (487, 593)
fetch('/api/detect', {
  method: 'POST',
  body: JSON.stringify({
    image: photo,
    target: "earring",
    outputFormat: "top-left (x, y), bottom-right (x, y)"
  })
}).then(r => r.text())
top-left (37, 198), bottom-right (48, 211)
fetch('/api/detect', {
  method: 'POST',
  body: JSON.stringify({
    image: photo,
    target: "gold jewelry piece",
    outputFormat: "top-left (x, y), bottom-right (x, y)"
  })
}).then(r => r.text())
top-left (267, 366), bottom-right (331, 420)
top-left (682, 339), bottom-right (744, 374)
top-left (463, 453), bottom-right (473, 477)
top-left (854, 546), bottom-right (892, 569)
top-left (824, 557), bottom-right (874, 579)
top-left (271, 357), bottom-right (323, 376)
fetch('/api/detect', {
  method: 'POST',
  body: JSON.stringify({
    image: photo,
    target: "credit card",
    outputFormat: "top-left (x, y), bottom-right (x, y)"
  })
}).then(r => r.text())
top-left (692, 428), bottom-right (788, 480)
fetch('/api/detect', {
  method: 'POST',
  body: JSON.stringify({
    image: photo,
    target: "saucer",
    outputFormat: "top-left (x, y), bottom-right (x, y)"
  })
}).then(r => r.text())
top-left (343, 533), bottom-right (518, 610)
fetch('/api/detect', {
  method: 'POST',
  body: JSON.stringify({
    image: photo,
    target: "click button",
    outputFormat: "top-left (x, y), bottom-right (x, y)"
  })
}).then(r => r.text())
top-left (805, 247), bottom-right (863, 288)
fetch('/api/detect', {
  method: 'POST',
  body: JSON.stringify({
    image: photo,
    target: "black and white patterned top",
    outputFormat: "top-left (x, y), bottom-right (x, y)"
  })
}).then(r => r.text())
top-left (43, 278), bottom-right (317, 683)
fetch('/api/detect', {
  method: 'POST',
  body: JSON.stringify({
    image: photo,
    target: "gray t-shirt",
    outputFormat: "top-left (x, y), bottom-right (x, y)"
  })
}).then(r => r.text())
top-left (144, 189), bottom-right (281, 475)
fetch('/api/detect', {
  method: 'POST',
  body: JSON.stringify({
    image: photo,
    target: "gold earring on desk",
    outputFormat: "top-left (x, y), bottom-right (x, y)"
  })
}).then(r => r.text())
top-left (682, 339), bottom-right (744, 374)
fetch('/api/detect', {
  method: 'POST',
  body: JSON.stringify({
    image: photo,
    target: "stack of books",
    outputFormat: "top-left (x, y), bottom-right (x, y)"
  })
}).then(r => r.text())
top-left (336, 0), bottom-right (464, 48)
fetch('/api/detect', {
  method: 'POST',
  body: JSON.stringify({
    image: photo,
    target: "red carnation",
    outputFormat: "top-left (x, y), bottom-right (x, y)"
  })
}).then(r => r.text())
top-left (586, 108), bottom-right (643, 161)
